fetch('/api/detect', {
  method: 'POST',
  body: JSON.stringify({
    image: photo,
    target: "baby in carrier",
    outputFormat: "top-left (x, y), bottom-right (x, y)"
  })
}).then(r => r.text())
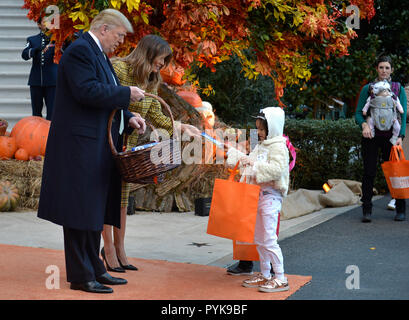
top-left (362, 80), bottom-right (403, 145)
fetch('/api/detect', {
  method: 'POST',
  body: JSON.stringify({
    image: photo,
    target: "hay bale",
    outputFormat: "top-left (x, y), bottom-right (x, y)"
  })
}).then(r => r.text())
top-left (0, 159), bottom-right (43, 210)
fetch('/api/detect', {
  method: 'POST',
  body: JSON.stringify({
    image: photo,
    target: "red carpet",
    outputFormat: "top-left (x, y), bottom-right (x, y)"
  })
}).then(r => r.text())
top-left (0, 244), bottom-right (311, 300)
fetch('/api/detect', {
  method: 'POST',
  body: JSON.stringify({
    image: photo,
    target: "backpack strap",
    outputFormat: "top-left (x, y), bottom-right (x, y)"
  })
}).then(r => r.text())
top-left (368, 82), bottom-right (375, 99)
top-left (283, 134), bottom-right (296, 172)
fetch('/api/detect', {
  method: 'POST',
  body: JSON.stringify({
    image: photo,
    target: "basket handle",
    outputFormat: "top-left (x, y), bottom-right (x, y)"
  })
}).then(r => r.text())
top-left (107, 93), bottom-right (176, 156)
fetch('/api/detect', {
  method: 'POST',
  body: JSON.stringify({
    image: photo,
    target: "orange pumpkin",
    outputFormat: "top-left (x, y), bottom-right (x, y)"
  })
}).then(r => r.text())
top-left (14, 148), bottom-right (29, 161)
top-left (0, 136), bottom-right (17, 160)
top-left (10, 116), bottom-right (50, 157)
top-left (160, 67), bottom-right (186, 86)
top-left (177, 90), bottom-right (202, 108)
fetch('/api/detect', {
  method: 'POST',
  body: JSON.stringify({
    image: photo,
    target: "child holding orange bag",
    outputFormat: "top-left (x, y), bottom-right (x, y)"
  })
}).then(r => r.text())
top-left (226, 107), bottom-right (289, 293)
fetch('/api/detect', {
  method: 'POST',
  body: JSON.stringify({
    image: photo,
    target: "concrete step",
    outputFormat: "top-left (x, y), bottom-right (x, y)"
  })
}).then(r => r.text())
top-left (0, 72), bottom-right (29, 85)
top-left (0, 85), bottom-right (31, 99)
top-left (0, 25), bottom-right (38, 37)
top-left (0, 48), bottom-right (25, 60)
top-left (0, 4), bottom-right (28, 15)
top-left (0, 59), bottom-right (31, 73)
top-left (0, 0), bottom-right (24, 6)
top-left (0, 13), bottom-right (36, 27)
top-left (0, 98), bottom-right (31, 112)
top-left (0, 35), bottom-right (28, 47)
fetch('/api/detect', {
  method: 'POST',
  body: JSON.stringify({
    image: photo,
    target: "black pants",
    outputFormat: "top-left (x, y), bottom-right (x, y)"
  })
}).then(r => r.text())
top-left (30, 85), bottom-right (56, 120)
top-left (361, 135), bottom-right (406, 214)
top-left (63, 227), bottom-right (106, 283)
top-left (238, 260), bottom-right (274, 274)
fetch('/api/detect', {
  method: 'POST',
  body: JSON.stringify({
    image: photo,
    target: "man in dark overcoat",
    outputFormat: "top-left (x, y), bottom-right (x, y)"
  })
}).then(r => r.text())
top-left (37, 9), bottom-right (146, 294)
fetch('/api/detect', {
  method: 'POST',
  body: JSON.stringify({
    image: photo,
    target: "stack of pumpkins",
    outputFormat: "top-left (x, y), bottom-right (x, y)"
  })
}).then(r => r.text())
top-left (0, 116), bottom-right (50, 161)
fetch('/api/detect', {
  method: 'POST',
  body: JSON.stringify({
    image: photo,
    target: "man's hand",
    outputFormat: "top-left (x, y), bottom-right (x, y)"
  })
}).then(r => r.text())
top-left (42, 43), bottom-right (54, 53)
top-left (362, 122), bottom-right (373, 139)
top-left (130, 86), bottom-right (145, 103)
top-left (128, 112), bottom-right (146, 134)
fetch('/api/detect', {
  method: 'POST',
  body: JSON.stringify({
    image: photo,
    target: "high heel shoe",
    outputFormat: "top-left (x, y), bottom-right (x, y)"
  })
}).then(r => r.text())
top-left (118, 258), bottom-right (138, 271)
top-left (101, 247), bottom-right (125, 273)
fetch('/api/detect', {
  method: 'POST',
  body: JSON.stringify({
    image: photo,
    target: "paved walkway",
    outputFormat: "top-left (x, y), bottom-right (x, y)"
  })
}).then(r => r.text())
top-left (0, 199), bottom-right (370, 268)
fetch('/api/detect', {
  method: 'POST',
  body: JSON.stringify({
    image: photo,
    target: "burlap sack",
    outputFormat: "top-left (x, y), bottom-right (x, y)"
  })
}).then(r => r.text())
top-left (281, 189), bottom-right (324, 220)
top-left (318, 181), bottom-right (360, 207)
top-left (327, 179), bottom-right (362, 196)
top-left (281, 179), bottom-right (363, 220)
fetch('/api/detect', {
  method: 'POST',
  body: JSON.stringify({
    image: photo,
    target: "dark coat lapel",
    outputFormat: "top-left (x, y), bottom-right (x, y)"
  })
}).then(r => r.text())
top-left (82, 32), bottom-right (117, 86)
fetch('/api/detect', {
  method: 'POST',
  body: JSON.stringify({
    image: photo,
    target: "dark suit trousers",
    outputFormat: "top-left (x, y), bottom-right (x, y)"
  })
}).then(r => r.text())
top-left (361, 135), bottom-right (406, 214)
top-left (30, 85), bottom-right (56, 120)
top-left (63, 227), bottom-right (106, 283)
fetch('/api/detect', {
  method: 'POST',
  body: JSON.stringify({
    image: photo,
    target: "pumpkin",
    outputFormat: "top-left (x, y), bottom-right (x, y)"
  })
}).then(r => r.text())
top-left (10, 116), bottom-right (50, 157)
top-left (0, 118), bottom-right (8, 136)
top-left (176, 90), bottom-right (202, 108)
top-left (14, 148), bottom-right (29, 161)
top-left (160, 67), bottom-right (186, 86)
top-left (0, 136), bottom-right (17, 160)
top-left (0, 180), bottom-right (19, 212)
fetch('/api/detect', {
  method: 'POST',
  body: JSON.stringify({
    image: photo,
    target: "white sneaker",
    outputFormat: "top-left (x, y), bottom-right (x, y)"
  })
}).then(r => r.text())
top-left (387, 199), bottom-right (396, 210)
top-left (242, 273), bottom-right (270, 288)
top-left (258, 278), bottom-right (289, 293)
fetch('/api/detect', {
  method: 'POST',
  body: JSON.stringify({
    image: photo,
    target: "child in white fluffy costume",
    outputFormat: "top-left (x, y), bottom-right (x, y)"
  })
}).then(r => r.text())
top-left (226, 107), bottom-right (289, 293)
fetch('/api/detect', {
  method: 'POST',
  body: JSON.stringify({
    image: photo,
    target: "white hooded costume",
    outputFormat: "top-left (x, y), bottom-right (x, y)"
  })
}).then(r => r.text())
top-left (226, 107), bottom-right (289, 281)
top-left (226, 107), bottom-right (289, 195)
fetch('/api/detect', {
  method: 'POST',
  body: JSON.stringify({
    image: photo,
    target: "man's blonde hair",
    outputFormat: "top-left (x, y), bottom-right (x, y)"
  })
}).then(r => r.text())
top-left (90, 9), bottom-right (133, 33)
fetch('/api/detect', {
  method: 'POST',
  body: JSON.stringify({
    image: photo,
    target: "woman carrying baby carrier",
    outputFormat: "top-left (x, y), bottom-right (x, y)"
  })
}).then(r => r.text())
top-left (355, 55), bottom-right (407, 222)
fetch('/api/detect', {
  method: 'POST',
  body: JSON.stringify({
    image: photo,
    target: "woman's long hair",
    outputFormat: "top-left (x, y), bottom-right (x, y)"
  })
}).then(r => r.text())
top-left (117, 34), bottom-right (172, 92)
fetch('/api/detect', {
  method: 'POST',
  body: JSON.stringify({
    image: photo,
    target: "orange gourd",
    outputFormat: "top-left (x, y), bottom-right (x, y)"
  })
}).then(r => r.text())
top-left (160, 67), bottom-right (186, 86)
top-left (177, 90), bottom-right (202, 108)
top-left (0, 136), bottom-right (17, 160)
top-left (0, 180), bottom-right (19, 212)
top-left (10, 116), bottom-right (50, 157)
top-left (14, 148), bottom-right (29, 161)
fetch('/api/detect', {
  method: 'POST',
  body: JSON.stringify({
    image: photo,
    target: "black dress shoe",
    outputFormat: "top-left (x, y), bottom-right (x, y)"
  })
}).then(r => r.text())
top-left (70, 281), bottom-right (113, 293)
top-left (101, 247), bottom-right (125, 273)
top-left (394, 212), bottom-right (406, 221)
top-left (362, 213), bottom-right (372, 223)
top-left (96, 272), bottom-right (128, 285)
top-left (119, 260), bottom-right (138, 271)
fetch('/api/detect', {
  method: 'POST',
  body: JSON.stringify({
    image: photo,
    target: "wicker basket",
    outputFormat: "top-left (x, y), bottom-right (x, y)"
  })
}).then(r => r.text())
top-left (107, 93), bottom-right (181, 184)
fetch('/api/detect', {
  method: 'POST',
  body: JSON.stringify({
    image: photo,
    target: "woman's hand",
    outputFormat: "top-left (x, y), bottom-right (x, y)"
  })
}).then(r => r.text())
top-left (129, 112), bottom-right (146, 134)
top-left (362, 122), bottom-right (373, 139)
top-left (396, 137), bottom-right (403, 146)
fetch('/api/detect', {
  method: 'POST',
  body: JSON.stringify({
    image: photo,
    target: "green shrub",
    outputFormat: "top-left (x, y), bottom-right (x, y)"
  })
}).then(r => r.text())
top-left (284, 118), bottom-right (388, 193)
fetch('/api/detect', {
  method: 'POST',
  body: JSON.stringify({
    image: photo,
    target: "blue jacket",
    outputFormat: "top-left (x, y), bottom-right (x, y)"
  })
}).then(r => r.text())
top-left (22, 32), bottom-right (58, 86)
top-left (38, 32), bottom-right (135, 231)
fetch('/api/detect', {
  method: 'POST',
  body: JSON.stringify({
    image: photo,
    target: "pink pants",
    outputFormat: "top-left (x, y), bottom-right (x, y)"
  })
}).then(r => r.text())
top-left (254, 188), bottom-right (284, 279)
